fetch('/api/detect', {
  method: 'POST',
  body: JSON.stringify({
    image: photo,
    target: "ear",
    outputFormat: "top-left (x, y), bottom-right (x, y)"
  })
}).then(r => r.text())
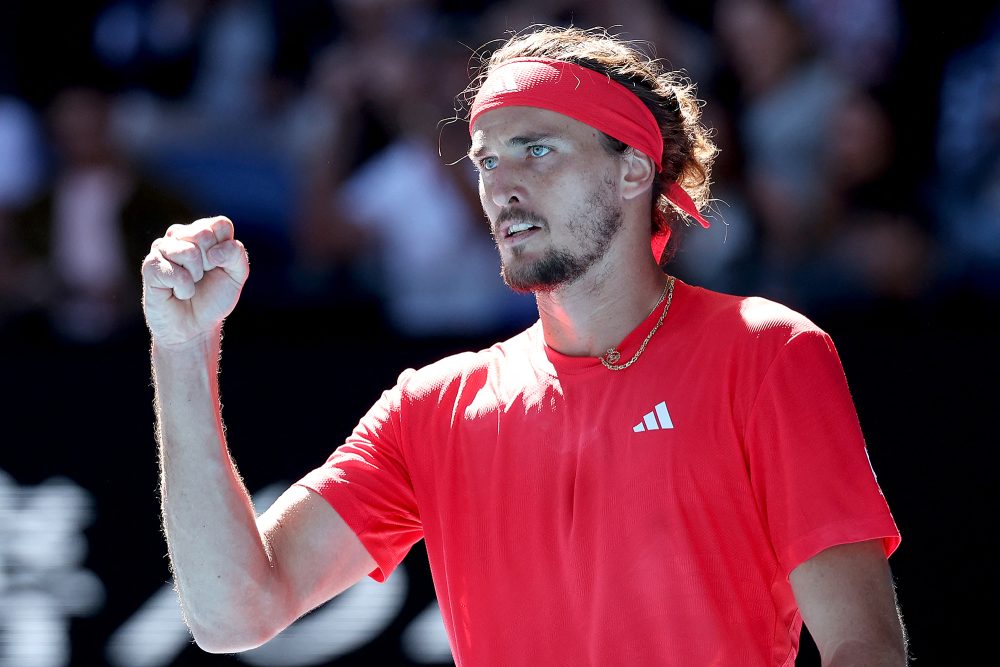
top-left (619, 148), bottom-right (656, 201)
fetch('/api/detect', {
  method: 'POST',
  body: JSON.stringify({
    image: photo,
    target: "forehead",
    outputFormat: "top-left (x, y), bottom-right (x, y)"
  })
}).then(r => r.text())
top-left (469, 106), bottom-right (602, 151)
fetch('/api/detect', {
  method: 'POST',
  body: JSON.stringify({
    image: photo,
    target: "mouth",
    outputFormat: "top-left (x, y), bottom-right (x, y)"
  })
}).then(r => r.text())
top-left (504, 221), bottom-right (541, 238)
top-left (495, 209), bottom-right (547, 242)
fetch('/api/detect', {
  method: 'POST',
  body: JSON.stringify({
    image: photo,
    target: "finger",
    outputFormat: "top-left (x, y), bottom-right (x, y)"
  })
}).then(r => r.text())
top-left (199, 216), bottom-right (236, 270)
top-left (165, 216), bottom-right (232, 242)
top-left (188, 226), bottom-right (222, 272)
top-left (168, 217), bottom-right (235, 271)
top-left (152, 237), bottom-right (205, 284)
top-left (207, 216), bottom-right (235, 244)
top-left (142, 249), bottom-right (196, 300)
top-left (206, 239), bottom-right (249, 286)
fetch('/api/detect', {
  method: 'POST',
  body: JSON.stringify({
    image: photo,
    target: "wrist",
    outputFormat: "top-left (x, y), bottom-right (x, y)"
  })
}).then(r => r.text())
top-left (151, 326), bottom-right (223, 358)
top-left (151, 327), bottom-right (224, 407)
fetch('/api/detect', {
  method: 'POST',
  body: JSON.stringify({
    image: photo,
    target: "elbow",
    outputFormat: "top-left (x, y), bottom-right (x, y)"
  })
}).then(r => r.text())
top-left (190, 631), bottom-right (250, 655)
top-left (190, 623), bottom-right (275, 654)
top-left (174, 569), bottom-right (299, 653)
top-left (185, 608), bottom-right (285, 654)
top-left (191, 631), bottom-right (239, 655)
top-left (823, 639), bottom-right (908, 667)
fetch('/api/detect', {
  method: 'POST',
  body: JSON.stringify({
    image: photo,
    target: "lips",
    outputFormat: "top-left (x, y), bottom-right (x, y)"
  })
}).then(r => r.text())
top-left (495, 220), bottom-right (542, 246)
top-left (494, 209), bottom-right (547, 241)
top-left (506, 221), bottom-right (539, 237)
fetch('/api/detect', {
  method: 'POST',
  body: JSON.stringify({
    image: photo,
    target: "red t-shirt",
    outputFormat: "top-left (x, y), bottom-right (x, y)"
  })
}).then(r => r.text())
top-left (297, 280), bottom-right (900, 666)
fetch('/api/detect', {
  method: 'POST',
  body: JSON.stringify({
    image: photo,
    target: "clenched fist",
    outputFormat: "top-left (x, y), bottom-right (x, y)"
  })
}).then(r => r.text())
top-left (141, 216), bottom-right (249, 346)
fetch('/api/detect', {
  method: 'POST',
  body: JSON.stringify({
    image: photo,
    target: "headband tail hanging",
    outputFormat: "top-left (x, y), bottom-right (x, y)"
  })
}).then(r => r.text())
top-left (651, 227), bottom-right (671, 264)
top-left (665, 182), bottom-right (711, 229)
top-left (652, 183), bottom-right (710, 263)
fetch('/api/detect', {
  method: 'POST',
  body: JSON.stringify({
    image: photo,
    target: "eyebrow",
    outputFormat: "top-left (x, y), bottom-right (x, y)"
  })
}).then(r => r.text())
top-left (468, 133), bottom-right (559, 160)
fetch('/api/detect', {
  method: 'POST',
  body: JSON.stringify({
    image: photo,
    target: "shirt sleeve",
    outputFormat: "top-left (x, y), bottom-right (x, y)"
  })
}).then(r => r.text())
top-left (744, 330), bottom-right (900, 577)
top-left (296, 373), bottom-right (423, 582)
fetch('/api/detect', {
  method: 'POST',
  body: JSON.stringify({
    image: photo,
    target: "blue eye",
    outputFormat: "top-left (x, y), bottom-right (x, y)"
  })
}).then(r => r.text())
top-left (481, 156), bottom-right (498, 171)
top-left (529, 145), bottom-right (551, 158)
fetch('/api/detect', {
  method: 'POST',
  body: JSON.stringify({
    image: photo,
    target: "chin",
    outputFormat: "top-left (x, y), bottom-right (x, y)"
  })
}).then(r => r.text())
top-left (500, 249), bottom-right (584, 293)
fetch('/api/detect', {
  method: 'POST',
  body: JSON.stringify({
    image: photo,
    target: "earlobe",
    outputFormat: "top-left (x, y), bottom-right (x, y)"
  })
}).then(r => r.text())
top-left (620, 149), bottom-right (656, 201)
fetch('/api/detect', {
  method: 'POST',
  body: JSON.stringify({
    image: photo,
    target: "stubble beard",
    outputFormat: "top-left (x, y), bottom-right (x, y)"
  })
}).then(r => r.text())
top-left (496, 178), bottom-right (624, 294)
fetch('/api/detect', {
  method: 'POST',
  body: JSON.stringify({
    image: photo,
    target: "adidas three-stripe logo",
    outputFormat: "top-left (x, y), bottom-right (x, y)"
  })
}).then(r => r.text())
top-left (633, 401), bottom-right (674, 432)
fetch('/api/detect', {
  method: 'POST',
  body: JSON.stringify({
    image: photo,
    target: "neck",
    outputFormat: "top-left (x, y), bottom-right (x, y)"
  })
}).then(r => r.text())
top-left (536, 250), bottom-right (668, 358)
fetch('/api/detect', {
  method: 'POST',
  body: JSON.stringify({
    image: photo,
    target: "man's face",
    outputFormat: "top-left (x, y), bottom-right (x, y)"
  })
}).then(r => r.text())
top-left (469, 106), bottom-right (625, 293)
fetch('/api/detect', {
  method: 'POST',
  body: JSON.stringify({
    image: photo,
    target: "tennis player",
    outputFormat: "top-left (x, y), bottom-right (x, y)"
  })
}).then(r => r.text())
top-left (142, 26), bottom-right (906, 666)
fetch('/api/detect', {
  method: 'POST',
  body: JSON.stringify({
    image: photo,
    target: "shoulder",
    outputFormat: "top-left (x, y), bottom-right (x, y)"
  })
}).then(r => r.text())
top-left (394, 323), bottom-right (540, 403)
top-left (671, 282), bottom-right (841, 385)
top-left (677, 281), bottom-right (825, 346)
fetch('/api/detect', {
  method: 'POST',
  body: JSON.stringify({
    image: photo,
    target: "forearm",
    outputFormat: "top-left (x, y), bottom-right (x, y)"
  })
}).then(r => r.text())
top-left (153, 329), bottom-right (278, 651)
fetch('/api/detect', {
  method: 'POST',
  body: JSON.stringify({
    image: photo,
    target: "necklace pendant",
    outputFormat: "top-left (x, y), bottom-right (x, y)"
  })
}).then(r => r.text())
top-left (599, 275), bottom-right (676, 372)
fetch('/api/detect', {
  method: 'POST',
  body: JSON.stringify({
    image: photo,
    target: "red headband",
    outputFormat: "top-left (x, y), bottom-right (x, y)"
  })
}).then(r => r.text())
top-left (470, 57), bottom-right (710, 261)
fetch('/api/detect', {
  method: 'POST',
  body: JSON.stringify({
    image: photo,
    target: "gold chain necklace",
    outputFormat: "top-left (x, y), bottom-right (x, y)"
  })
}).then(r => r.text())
top-left (600, 275), bottom-right (676, 371)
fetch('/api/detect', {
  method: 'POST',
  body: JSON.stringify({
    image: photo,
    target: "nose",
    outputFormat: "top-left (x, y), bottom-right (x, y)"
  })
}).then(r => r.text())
top-left (485, 165), bottom-right (523, 209)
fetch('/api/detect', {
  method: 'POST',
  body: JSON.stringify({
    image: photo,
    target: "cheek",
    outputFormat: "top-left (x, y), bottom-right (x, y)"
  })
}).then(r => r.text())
top-left (540, 165), bottom-right (597, 205)
top-left (479, 180), bottom-right (497, 218)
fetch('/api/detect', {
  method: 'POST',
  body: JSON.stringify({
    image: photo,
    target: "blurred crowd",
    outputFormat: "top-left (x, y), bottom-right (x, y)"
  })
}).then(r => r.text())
top-left (1, 0), bottom-right (997, 344)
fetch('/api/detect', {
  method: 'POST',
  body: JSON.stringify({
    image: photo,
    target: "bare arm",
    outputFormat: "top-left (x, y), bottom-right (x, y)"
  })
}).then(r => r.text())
top-left (144, 217), bottom-right (375, 652)
top-left (790, 540), bottom-right (907, 667)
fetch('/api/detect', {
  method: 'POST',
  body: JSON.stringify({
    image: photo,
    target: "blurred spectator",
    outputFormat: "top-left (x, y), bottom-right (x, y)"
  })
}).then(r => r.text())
top-left (290, 25), bottom-right (534, 337)
top-left (0, 99), bottom-right (45, 208)
top-left (280, 41), bottom-right (382, 301)
top-left (278, 0), bottom-right (442, 307)
top-left (188, 0), bottom-right (275, 122)
top-left (0, 96), bottom-right (46, 329)
top-left (91, 0), bottom-right (207, 99)
top-left (935, 8), bottom-right (1000, 292)
top-left (11, 87), bottom-right (194, 343)
top-left (477, 0), bottom-right (718, 85)
top-left (814, 91), bottom-right (933, 306)
top-left (789, 0), bottom-right (902, 88)
top-left (714, 0), bottom-right (851, 306)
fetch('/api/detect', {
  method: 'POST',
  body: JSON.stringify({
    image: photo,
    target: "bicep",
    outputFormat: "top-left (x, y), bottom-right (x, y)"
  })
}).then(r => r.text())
top-left (790, 540), bottom-right (906, 665)
top-left (257, 485), bottom-right (377, 623)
